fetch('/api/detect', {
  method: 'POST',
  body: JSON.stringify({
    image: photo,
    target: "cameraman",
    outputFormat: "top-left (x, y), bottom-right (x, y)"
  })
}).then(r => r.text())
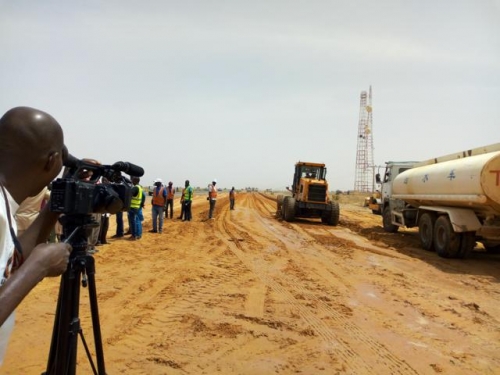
top-left (0, 107), bottom-right (72, 365)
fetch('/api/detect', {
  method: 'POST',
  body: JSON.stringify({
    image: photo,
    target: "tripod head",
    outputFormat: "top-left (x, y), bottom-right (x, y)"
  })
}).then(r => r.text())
top-left (60, 214), bottom-right (100, 253)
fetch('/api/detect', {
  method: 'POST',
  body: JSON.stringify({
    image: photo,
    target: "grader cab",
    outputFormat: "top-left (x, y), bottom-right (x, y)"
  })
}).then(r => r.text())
top-left (276, 162), bottom-right (339, 226)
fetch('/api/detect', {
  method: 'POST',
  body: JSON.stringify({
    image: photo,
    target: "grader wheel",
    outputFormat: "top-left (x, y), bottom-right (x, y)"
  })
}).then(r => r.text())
top-left (276, 194), bottom-right (284, 217)
top-left (326, 201), bottom-right (340, 226)
top-left (283, 196), bottom-right (296, 222)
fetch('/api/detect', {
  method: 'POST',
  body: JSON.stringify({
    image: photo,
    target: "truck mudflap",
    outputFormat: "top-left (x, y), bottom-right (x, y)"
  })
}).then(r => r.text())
top-left (418, 206), bottom-right (481, 232)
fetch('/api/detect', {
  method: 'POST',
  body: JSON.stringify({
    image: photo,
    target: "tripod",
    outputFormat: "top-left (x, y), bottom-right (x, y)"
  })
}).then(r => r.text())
top-left (43, 215), bottom-right (106, 375)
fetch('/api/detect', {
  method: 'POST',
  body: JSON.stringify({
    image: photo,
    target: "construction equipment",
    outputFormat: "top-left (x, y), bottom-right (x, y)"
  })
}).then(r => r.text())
top-left (364, 190), bottom-right (382, 214)
top-left (276, 162), bottom-right (339, 226)
top-left (379, 143), bottom-right (500, 258)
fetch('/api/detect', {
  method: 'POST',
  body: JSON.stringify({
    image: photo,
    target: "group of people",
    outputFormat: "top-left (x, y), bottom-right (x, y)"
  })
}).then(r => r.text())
top-left (149, 179), bottom-right (194, 227)
top-left (0, 106), bottom-right (243, 367)
top-left (110, 176), bottom-right (146, 241)
top-left (149, 178), bottom-right (237, 228)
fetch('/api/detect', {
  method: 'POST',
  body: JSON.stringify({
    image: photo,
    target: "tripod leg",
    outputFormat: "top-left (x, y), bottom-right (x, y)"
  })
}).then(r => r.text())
top-left (84, 255), bottom-right (106, 374)
top-left (44, 275), bottom-right (64, 373)
top-left (44, 264), bottom-right (82, 375)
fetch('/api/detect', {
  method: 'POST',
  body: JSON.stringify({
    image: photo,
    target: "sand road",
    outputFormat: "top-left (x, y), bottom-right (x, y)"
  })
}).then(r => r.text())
top-left (3, 192), bottom-right (500, 374)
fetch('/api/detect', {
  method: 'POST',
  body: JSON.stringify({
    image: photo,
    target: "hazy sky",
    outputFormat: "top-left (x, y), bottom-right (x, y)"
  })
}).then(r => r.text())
top-left (1, 1), bottom-right (499, 191)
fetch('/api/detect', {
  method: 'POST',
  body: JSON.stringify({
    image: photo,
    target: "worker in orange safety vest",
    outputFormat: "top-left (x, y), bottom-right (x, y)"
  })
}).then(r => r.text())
top-left (208, 179), bottom-right (217, 220)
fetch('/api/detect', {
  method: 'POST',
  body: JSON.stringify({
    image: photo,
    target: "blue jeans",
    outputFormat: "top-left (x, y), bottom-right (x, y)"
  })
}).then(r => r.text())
top-left (128, 209), bottom-right (138, 237)
top-left (152, 205), bottom-right (164, 232)
top-left (136, 208), bottom-right (143, 238)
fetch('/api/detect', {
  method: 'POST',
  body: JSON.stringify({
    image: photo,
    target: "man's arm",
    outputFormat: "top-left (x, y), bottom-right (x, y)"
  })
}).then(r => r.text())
top-left (0, 241), bottom-right (71, 326)
top-left (18, 203), bottom-right (60, 259)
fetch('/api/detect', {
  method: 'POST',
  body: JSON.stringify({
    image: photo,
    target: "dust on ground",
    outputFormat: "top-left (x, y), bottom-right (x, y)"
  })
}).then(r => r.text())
top-left (3, 192), bottom-right (500, 374)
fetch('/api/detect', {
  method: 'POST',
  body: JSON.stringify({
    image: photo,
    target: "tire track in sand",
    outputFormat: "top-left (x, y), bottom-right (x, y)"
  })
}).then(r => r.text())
top-left (213, 193), bottom-right (419, 374)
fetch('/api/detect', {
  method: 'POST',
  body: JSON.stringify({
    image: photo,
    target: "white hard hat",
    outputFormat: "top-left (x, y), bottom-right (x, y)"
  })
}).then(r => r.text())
top-left (154, 178), bottom-right (163, 183)
top-left (213, 178), bottom-right (217, 183)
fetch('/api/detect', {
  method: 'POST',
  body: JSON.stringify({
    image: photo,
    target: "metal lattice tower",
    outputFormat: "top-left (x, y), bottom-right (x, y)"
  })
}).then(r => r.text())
top-left (354, 86), bottom-right (375, 192)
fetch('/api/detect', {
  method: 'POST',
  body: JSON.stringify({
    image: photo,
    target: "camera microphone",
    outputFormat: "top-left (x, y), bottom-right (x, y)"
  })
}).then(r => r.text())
top-left (112, 162), bottom-right (144, 177)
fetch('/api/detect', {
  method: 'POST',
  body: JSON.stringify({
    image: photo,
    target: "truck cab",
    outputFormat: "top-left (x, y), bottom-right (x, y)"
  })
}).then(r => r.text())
top-left (377, 161), bottom-right (418, 232)
top-left (377, 162), bottom-right (416, 205)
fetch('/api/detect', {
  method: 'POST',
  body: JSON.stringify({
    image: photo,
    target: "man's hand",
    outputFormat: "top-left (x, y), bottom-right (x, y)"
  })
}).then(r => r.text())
top-left (78, 158), bottom-right (101, 181)
top-left (28, 243), bottom-right (72, 277)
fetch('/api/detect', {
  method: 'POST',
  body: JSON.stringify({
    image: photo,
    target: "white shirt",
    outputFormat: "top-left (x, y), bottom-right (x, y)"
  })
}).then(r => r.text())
top-left (0, 186), bottom-right (19, 366)
top-left (208, 184), bottom-right (217, 200)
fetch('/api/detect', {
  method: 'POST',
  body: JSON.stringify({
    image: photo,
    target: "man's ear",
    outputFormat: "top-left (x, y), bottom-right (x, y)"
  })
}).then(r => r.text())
top-left (45, 151), bottom-right (60, 171)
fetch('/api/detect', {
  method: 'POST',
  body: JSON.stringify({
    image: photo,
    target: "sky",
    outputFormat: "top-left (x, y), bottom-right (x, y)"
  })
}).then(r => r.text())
top-left (1, 0), bottom-right (499, 191)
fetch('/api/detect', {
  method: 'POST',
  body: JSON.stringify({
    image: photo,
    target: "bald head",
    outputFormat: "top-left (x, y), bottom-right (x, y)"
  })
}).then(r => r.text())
top-left (0, 106), bottom-right (63, 164)
top-left (0, 106), bottom-right (66, 201)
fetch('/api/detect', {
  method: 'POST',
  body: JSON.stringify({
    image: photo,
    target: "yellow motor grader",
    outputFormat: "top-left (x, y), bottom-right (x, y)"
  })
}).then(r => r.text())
top-left (277, 161), bottom-right (339, 225)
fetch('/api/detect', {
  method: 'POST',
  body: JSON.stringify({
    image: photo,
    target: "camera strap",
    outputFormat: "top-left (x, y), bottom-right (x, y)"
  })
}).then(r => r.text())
top-left (0, 184), bottom-right (24, 269)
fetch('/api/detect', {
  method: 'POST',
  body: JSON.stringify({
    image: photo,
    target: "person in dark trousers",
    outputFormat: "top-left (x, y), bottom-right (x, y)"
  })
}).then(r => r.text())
top-left (183, 180), bottom-right (193, 221)
top-left (96, 213), bottom-right (110, 245)
top-left (112, 211), bottom-right (124, 238)
top-left (229, 187), bottom-right (236, 210)
top-left (208, 179), bottom-right (217, 219)
top-left (177, 186), bottom-right (185, 220)
top-left (165, 181), bottom-right (175, 219)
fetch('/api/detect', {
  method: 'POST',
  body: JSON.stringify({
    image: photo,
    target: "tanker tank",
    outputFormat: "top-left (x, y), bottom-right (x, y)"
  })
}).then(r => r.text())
top-left (392, 151), bottom-right (500, 217)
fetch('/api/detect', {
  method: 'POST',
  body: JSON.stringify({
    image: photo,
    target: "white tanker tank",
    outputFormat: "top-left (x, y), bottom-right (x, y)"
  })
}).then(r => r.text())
top-left (379, 144), bottom-right (500, 259)
top-left (392, 151), bottom-right (500, 216)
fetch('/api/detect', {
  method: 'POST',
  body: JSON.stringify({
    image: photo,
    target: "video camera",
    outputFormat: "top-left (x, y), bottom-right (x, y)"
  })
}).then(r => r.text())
top-left (50, 154), bottom-right (144, 215)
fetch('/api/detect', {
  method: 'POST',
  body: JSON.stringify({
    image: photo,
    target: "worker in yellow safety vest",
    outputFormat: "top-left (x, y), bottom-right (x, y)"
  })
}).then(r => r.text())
top-left (182, 180), bottom-right (193, 221)
top-left (128, 176), bottom-right (145, 240)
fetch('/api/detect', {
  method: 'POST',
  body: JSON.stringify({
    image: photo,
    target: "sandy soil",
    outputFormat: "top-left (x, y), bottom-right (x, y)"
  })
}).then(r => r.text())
top-left (2, 192), bottom-right (500, 374)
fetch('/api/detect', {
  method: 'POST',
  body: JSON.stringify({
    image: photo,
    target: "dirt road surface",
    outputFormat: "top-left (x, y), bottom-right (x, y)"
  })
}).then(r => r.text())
top-left (3, 192), bottom-right (500, 374)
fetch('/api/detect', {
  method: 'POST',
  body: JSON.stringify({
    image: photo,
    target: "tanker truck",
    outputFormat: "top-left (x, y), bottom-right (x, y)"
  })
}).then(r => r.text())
top-left (379, 143), bottom-right (500, 258)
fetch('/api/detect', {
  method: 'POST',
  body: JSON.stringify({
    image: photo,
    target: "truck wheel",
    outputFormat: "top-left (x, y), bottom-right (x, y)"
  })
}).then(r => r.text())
top-left (283, 196), bottom-right (296, 222)
top-left (433, 215), bottom-right (461, 258)
top-left (458, 232), bottom-right (476, 258)
top-left (382, 206), bottom-right (398, 233)
top-left (276, 194), bottom-right (284, 215)
top-left (418, 212), bottom-right (436, 251)
top-left (326, 201), bottom-right (340, 226)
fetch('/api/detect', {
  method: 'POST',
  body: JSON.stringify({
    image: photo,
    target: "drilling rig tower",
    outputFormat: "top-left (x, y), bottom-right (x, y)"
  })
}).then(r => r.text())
top-left (354, 86), bottom-right (375, 192)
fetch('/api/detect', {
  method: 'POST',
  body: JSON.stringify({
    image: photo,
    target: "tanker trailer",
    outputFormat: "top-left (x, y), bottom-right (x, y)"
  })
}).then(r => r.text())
top-left (380, 147), bottom-right (500, 258)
